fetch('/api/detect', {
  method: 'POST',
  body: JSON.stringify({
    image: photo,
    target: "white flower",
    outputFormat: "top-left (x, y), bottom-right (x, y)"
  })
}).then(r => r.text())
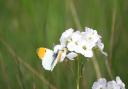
top-left (67, 42), bottom-right (84, 54)
top-left (96, 39), bottom-right (108, 56)
top-left (71, 31), bottom-right (82, 42)
top-left (92, 76), bottom-right (125, 89)
top-left (92, 78), bottom-right (107, 89)
top-left (67, 41), bottom-right (93, 58)
top-left (97, 39), bottom-right (104, 50)
top-left (38, 27), bottom-right (108, 71)
top-left (107, 81), bottom-right (120, 89)
top-left (64, 27), bottom-right (107, 58)
top-left (83, 49), bottom-right (93, 57)
top-left (66, 52), bottom-right (78, 60)
top-left (60, 28), bottom-right (74, 47)
top-left (66, 31), bottom-right (83, 53)
top-left (66, 29), bottom-right (93, 58)
top-left (116, 76), bottom-right (125, 89)
top-left (82, 27), bottom-right (107, 56)
top-left (67, 42), bottom-right (78, 52)
top-left (107, 77), bottom-right (125, 89)
top-left (81, 27), bottom-right (101, 49)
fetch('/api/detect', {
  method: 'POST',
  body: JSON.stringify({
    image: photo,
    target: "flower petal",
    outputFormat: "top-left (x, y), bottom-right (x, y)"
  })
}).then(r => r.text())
top-left (92, 78), bottom-right (107, 89)
top-left (83, 49), bottom-right (93, 58)
top-left (116, 76), bottom-right (125, 89)
top-left (60, 28), bottom-right (74, 46)
top-left (67, 42), bottom-right (77, 52)
top-left (71, 31), bottom-right (81, 42)
top-left (66, 52), bottom-right (78, 60)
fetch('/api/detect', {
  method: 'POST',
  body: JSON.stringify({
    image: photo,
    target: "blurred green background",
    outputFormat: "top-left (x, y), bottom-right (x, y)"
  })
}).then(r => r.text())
top-left (0, 0), bottom-right (128, 89)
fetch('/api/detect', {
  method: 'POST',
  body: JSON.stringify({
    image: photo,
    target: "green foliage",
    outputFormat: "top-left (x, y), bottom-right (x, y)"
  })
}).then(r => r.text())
top-left (0, 0), bottom-right (128, 89)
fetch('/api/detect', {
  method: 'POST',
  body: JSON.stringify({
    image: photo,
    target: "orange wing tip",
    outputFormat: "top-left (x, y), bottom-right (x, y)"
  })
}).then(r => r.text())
top-left (37, 47), bottom-right (46, 60)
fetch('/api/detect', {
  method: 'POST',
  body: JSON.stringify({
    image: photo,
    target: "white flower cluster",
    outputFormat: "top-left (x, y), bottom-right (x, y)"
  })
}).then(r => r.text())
top-left (37, 27), bottom-right (107, 71)
top-left (54, 27), bottom-right (107, 61)
top-left (92, 76), bottom-right (125, 89)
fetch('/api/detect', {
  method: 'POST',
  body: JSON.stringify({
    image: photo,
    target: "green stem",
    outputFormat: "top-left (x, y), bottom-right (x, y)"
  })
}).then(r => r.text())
top-left (69, 0), bottom-right (81, 30)
top-left (92, 55), bottom-right (102, 79)
top-left (105, 57), bottom-right (113, 79)
top-left (76, 58), bottom-right (80, 89)
top-left (66, 0), bottom-right (81, 30)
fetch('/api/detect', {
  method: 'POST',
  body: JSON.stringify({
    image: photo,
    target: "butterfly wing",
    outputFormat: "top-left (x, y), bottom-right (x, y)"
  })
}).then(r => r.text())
top-left (41, 49), bottom-right (54, 70)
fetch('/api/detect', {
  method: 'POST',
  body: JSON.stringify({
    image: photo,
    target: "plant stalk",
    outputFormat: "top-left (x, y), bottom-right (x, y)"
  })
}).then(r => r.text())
top-left (77, 57), bottom-right (80, 89)
top-left (92, 55), bottom-right (102, 79)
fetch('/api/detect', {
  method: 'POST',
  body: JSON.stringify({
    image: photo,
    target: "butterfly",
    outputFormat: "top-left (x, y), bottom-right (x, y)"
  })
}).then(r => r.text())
top-left (37, 47), bottom-right (66, 71)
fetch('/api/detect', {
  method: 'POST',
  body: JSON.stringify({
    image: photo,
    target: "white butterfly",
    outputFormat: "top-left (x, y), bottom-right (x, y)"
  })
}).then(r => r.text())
top-left (37, 47), bottom-right (66, 71)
